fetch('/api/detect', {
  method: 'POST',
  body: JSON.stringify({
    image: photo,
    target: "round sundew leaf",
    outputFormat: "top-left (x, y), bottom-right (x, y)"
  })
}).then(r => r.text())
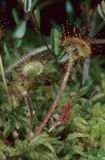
top-left (22, 61), bottom-right (43, 78)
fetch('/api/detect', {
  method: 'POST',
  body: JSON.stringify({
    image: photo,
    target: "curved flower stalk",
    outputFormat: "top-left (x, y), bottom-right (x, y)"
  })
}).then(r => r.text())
top-left (33, 24), bottom-right (93, 138)
top-left (34, 64), bottom-right (72, 137)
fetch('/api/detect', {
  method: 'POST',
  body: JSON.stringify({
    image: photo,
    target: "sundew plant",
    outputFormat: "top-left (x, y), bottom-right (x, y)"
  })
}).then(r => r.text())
top-left (1, 0), bottom-right (105, 160)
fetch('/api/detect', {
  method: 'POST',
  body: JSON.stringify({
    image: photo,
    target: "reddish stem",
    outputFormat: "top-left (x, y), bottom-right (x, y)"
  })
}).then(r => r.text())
top-left (33, 68), bottom-right (70, 138)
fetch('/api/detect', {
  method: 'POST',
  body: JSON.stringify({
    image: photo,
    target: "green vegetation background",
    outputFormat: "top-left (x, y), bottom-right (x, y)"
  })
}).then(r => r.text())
top-left (1, 0), bottom-right (105, 159)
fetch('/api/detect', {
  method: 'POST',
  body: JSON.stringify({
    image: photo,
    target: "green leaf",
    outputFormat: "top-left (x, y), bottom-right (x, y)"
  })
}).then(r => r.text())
top-left (91, 103), bottom-right (105, 118)
top-left (13, 20), bottom-right (27, 39)
top-left (102, 1), bottom-right (105, 15)
top-left (91, 93), bottom-right (105, 104)
top-left (3, 120), bottom-right (14, 137)
top-left (0, 140), bottom-right (14, 153)
top-left (12, 8), bottom-right (20, 25)
top-left (51, 28), bottom-right (60, 55)
top-left (78, 80), bottom-right (93, 96)
top-left (15, 39), bottom-right (23, 48)
top-left (90, 123), bottom-right (100, 139)
top-left (101, 73), bottom-right (105, 91)
top-left (101, 135), bottom-right (105, 149)
top-left (29, 133), bottom-right (57, 153)
top-left (3, 42), bottom-right (10, 59)
top-left (68, 132), bottom-right (89, 141)
top-left (43, 142), bottom-right (55, 153)
top-left (22, 0), bottom-right (32, 12)
top-left (72, 145), bottom-right (85, 156)
top-left (72, 116), bottom-right (88, 132)
top-left (0, 112), bottom-right (5, 127)
top-left (34, 7), bottom-right (40, 27)
top-left (98, 1), bottom-right (105, 20)
top-left (98, 5), bottom-right (105, 20)
top-left (65, 0), bottom-right (74, 23)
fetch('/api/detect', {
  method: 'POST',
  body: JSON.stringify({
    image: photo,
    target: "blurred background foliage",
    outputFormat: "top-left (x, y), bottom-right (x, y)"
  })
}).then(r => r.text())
top-left (1, 0), bottom-right (105, 160)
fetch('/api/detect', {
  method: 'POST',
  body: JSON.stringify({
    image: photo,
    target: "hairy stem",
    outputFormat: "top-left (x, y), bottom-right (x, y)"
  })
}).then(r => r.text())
top-left (0, 54), bottom-right (12, 107)
top-left (33, 65), bottom-right (71, 138)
